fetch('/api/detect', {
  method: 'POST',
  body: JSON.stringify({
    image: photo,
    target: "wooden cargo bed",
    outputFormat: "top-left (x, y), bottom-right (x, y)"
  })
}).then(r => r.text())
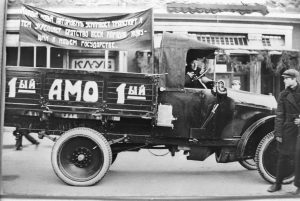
top-left (5, 67), bottom-right (158, 121)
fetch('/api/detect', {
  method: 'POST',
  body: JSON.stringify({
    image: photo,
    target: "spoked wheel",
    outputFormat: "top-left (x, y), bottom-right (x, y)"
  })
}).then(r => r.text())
top-left (238, 158), bottom-right (257, 170)
top-left (51, 127), bottom-right (112, 186)
top-left (255, 131), bottom-right (294, 184)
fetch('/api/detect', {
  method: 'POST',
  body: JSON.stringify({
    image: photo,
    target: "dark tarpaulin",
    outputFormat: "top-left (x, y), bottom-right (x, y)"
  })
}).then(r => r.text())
top-left (157, 32), bottom-right (219, 89)
top-left (167, 3), bottom-right (269, 15)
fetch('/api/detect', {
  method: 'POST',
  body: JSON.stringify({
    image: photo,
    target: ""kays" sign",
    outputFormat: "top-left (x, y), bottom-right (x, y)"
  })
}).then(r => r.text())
top-left (71, 58), bottom-right (115, 71)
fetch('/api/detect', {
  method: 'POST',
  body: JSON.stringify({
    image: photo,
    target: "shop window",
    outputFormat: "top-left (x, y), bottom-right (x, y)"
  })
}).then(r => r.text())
top-left (230, 54), bottom-right (251, 91)
top-left (262, 35), bottom-right (284, 47)
top-left (215, 53), bottom-right (228, 73)
top-left (36, 47), bottom-right (47, 67)
top-left (7, 46), bottom-right (48, 68)
top-left (154, 31), bottom-right (173, 48)
top-left (189, 32), bottom-right (248, 47)
top-left (6, 47), bottom-right (18, 66)
top-left (262, 38), bottom-right (271, 46)
top-left (20, 47), bottom-right (34, 67)
top-left (51, 47), bottom-right (64, 68)
top-left (230, 55), bottom-right (250, 73)
top-left (135, 50), bottom-right (152, 73)
top-left (261, 54), bottom-right (281, 97)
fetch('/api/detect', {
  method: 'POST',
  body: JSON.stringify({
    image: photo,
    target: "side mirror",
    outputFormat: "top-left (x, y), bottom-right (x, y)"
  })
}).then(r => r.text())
top-left (212, 80), bottom-right (227, 98)
top-left (216, 80), bottom-right (227, 94)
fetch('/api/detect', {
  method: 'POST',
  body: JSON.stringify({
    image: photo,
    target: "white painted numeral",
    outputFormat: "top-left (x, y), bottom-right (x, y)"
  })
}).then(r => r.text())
top-left (116, 83), bottom-right (126, 104)
top-left (8, 77), bottom-right (17, 97)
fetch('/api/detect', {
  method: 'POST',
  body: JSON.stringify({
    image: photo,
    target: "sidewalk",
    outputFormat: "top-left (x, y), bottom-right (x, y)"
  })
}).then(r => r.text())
top-left (2, 127), bottom-right (16, 146)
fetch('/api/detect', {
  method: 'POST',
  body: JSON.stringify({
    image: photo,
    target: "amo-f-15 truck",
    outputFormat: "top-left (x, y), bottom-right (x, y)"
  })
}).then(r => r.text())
top-left (5, 33), bottom-right (293, 186)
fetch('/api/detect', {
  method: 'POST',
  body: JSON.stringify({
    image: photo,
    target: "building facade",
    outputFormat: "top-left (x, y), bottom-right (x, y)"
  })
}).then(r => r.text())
top-left (5, 0), bottom-right (300, 97)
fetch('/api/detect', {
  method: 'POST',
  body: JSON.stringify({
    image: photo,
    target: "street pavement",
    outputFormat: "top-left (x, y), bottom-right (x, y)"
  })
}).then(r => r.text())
top-left (1, 127), bottom-right (300, 201)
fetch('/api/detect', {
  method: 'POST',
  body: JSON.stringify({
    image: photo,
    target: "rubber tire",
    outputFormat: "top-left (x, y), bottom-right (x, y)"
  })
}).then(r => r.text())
top-left (238, 159), bottom-right (257, 170)
top-left (51, 127), bottom-right (112, 186)
top-left (255, 131), bottom-right (294, 184)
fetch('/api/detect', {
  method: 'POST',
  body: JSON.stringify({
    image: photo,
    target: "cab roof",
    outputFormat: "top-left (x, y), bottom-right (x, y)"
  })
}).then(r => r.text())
top-left (157, 32), bottom-right (219, 89)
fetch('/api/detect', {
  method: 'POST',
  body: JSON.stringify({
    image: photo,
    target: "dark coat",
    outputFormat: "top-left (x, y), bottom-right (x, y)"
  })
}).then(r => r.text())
top-left (274, 84), bottom-right (300, 155)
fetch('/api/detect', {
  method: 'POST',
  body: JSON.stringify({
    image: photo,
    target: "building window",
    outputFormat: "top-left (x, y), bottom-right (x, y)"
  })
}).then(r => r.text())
top-left (20, 47), bottom-right (34, 67)
top-left (50, 47), bottom-right (64, 68)
top-left (36, 46), bottom-right (47, 67)
top-left (6, 47), bottom-right (18, 66)
top-left (262, 35), bottom-right (285, 47)
top-left (7, 46), bottom-right (48, 67)
top-left (154, 31), bottom-right (173, 48)
top-left (189, 33), bottom-right (248, 47)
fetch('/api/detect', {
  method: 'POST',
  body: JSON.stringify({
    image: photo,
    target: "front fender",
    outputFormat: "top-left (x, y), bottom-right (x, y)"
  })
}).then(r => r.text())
top-left (236, 115), bottom-right (275, 158)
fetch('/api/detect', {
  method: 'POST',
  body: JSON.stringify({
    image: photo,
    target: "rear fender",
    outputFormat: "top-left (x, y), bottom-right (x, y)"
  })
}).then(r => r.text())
top-left (236, 115), bottom-right (275, 159)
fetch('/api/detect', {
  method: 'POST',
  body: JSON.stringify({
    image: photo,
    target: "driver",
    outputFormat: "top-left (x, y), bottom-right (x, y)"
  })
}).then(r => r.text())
top-left (185, 57), bottom-right (213, 88)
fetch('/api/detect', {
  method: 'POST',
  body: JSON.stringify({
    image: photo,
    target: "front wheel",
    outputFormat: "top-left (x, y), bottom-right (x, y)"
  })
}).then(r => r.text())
top-left (255, 131), bottom-right (294, 184)
top-left (51, 127), bottom-right (112, 186)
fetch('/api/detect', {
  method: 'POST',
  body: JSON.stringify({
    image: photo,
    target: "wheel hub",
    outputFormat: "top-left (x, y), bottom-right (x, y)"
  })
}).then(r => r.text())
top-left (77, 154), bottom-right (85, 161)
top-left (71, 147), bottom-right (92, 168)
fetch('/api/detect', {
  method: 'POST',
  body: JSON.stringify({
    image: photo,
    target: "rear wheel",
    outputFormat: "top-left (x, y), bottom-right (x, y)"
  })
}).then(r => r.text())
top-left (51, 127), bottom-right (112, 186)
top-left (255, 131), bottom-right (294, 184)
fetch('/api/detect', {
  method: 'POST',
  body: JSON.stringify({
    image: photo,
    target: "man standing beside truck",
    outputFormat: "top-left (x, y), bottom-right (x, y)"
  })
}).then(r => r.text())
top-left (267, 69), bottom-right (300, 195)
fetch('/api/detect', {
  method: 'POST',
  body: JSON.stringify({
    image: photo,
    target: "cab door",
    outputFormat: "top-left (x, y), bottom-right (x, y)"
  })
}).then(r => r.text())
top-left (157, 88), bottom-right (218, 139)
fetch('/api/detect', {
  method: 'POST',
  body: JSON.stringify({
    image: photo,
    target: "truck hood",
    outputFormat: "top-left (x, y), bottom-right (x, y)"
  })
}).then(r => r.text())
top-left (227, 88), bottom-right (277, 110)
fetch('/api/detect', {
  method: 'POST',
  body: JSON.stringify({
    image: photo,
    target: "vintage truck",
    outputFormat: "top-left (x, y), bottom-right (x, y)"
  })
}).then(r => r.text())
top-left (4, 32), bottom-right (294, 186)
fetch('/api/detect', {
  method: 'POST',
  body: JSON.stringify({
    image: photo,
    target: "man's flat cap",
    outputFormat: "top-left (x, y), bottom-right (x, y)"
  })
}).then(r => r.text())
top-left (232, 80), bottom-right (240, 85)
top-left (282, 69), bottom-right (300, 78)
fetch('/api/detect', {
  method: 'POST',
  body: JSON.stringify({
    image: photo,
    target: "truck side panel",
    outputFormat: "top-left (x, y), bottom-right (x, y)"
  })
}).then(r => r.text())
top-left (6, 69), bottom-right (42, 112)
top-left (5, 67), bottom-right (158, 123)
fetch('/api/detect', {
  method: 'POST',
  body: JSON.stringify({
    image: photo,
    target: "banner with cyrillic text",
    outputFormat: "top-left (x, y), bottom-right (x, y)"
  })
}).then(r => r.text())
top-left (19, 4), bottom-right (153, 50)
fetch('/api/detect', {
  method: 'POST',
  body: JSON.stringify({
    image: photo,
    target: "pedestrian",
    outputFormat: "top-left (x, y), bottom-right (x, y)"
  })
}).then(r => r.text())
top-left (13, 129), bottom-right (39, 150)
top-left (267, 69), bottom-right (300, 195)
top-left (232, 80), bottom-right (241, 90)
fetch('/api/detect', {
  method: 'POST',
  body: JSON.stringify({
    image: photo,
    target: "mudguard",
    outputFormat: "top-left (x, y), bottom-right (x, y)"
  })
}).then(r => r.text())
top-left (236, 115), bottom-right (276, 158)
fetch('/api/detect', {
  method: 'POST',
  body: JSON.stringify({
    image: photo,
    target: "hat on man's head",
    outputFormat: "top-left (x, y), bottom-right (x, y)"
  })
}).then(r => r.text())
top-left (232, 80), bottom-right (241, 85)
top-left (281, 69), bottom-right (299, 78)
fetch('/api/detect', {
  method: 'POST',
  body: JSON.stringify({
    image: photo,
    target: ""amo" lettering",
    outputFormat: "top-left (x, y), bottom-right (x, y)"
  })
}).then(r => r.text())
top-left (49, 79), bottom-right (98, 102)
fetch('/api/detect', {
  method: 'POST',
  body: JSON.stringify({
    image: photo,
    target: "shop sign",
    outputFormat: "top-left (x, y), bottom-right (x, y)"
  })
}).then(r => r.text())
top-left (71, 58), bottom-right (115, 71)
top-left (19, 4), bottom-right (153, 51)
